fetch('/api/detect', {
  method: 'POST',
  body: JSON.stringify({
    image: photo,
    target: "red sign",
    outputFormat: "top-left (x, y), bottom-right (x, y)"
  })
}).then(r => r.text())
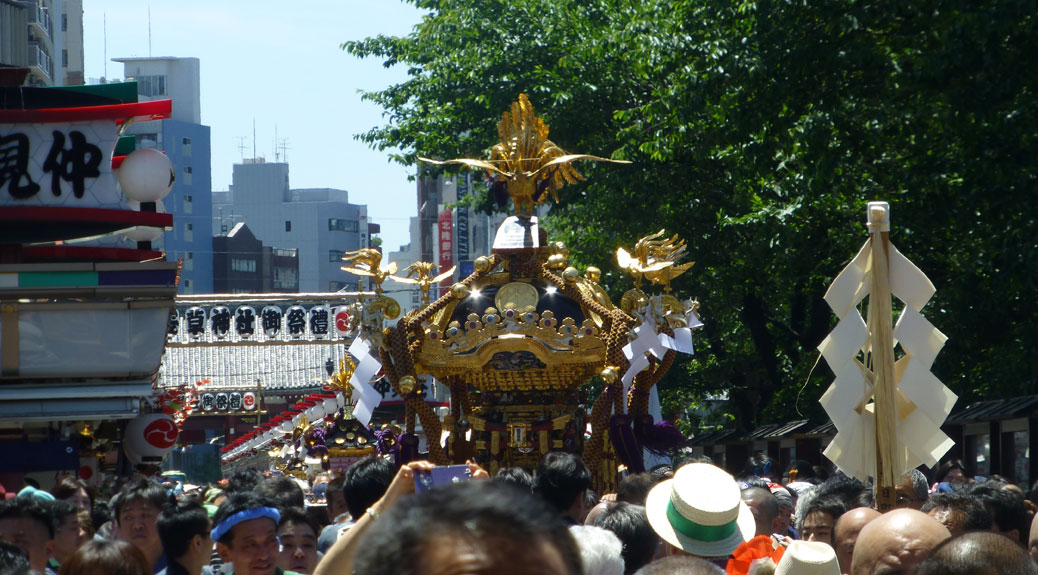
top-left (335, 307), bottom-right (352, 334)
top-left (144, 418), bottom-right (179, 449)
top-left (242, 392), bottom-right (257, 411)
top-left (438, 209), bottom-right (453, 286)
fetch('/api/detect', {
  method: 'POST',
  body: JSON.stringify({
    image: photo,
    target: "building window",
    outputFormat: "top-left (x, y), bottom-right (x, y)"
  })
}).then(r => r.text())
top-left (231, 258), bottom-right (257, 273)
top-left (137, 75), bottom-right (167, 97)
top-left (329, 250), bottom-right (345, 262)
top-left (184, 223), bottom-right (193, 242)
top-left (183, 252), bottom-right (193, 271)
top-left (221, 224), bottom-right (228, 233)
top-left (182, 166), bottom-right (193, 186)
top-left (62, 13), bottom-right (67, 31)
top-left (62, 49), bottom-right (67, 68)
top-left (183, 194), bottom-right (193, 215)
top-left (136, 133), bottom-right (159, 149)
top-left (182, 137), bottom-right (192, 157)
top-left (285, 221), bottom-right (292, 232)
top-left (328, 218), bottom-right (358, 232)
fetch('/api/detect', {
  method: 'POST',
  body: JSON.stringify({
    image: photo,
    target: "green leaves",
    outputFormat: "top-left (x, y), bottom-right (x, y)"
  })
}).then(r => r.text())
top-left (345, 0), bottom-right (1038, 431)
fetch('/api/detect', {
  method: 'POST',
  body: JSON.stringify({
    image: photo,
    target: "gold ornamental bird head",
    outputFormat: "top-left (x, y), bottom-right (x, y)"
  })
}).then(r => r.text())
top-left (617, 230), bottom-right (694, 291)
top-left (390, 261), bottom-right (456, 304)
top-left (341, 248), bottom-right (399, 295)
top-left (420, 94), bottom-right (630, 217)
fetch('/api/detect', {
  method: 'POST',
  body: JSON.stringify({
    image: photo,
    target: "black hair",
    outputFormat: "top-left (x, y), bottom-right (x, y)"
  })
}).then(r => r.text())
top-left (493, 466), bottom-right (535, 492)
top-left (934, 459), bottom-right (968, 483)
top-left (325, 475), bottom-right (347, 498)
top-left (593, 502), bottom-right (657, 575)
top-left (921, 492), bottom-right (992, 532)
top-left (534, 451), bottom-right (592, 513)
top-left (277, 506), bottom-right (317, 538)
top-left (0, 497), bottom-right (55, 539)
top-left (49, 500), bottom-right (78, 535)
top-left (109, 479), bottom-right (170, 521)
top-left (211, 492), bottom-right (279, 547)
top-left (916, 531), bottom-right (1035, 575)
top-left (0, 540), bottom-right (30, 575)
top-left (741, 487), bottom-right (778, 522)
top-left (616, 473), bottom-right (657, 506)
top-left (739, 451), bottom-right (774, 480)
top-left (799, 495), bottom-right (848, 537)
top-left (632, 555), bottom-right (726, 575)
top-left (354, 480), bottom-right (582, 575)
top-left (963, 483), bottom-right (1030, 543)
top-left (255, 477), bottom-right (305, 511)
top-left (90, 499), bottom-right (111, 532)
top-left (156, 501), bottom-right (210, 559)
top-left (671, 449), bottom-right (711, 472)
top-left (785, 459), bottom-right (817, 481)
top-left (50, 478), bottom-right (93, 506)
top-left (224, 469), bottom-right (264, 495)
top-left (341, 455), bottom-right (396, 520)
top-left (812, 473), bottom-right (869, 512)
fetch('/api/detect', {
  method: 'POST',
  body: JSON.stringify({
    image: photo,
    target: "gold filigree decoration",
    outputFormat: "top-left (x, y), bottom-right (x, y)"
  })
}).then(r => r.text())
top-left (616, 230), bottom-right (695, 291)
top-left (420, 94), bottom-right (630, 216)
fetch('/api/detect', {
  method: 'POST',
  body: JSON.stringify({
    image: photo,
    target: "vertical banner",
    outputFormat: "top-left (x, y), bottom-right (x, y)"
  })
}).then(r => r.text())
top-left (456, 174), bottom-right (470, 262)
top-left (438, 209), bottom-right (454, 287)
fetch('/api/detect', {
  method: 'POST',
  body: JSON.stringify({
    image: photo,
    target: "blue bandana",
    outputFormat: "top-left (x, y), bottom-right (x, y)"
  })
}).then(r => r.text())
top-left (210, 506), bottom-right (280, 542)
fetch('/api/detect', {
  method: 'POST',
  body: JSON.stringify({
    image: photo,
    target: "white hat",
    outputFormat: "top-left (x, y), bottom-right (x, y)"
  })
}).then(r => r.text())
top-left (774, 541), bottom-right (839, 575)
top-left (645, 463), bottom-right (756, 558)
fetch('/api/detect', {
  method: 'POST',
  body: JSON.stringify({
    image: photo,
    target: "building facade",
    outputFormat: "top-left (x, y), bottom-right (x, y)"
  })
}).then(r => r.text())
top-left (212, 223), bottom-right (299, 293)
top-left (114, 56), bottom-right (214, 293)
top-left (1, 0), bottom-right (74, 86)
top-left (212, 160), bottom-right (370, 293)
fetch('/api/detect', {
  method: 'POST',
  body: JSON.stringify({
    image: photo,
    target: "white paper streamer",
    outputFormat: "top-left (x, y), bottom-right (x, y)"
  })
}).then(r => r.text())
top-left (347, 337), bottom-right (384, 426)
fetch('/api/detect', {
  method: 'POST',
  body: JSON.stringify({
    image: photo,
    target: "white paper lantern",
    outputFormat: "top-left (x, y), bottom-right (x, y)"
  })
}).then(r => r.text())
top-left (123, 413), bottom-right (179, 466)
top-left (119, 199), bottom-right (167, 242)
top-left (119, 148), bottom-right (175, 203)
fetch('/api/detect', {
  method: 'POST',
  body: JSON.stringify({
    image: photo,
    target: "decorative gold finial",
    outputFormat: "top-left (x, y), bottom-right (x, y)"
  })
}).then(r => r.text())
top-left (420, 94), bottom-right (630, 217)
top-left (390, 261), bottom-right (456, 304)
top-left (616, 230), bottom-right (694, 291)
top-left (340, 248), bottom-right (398, 295)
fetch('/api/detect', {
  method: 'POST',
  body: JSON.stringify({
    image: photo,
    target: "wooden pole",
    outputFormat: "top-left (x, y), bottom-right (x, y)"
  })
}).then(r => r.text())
top-left (867, 202), bottom-right (898, 511)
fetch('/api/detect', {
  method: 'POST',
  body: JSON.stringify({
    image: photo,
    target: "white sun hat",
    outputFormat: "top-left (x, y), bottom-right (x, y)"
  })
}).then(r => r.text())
top-left (644, 462), bottom-right (756, 558)
top-left (774, 540), bottom-right (840, 575)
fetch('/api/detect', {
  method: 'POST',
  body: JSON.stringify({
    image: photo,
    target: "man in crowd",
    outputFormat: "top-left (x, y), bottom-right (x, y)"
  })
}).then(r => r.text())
top-left (276, 508), bottom-right (318, 575)
top-left (896, 469), bottom-right (930, 510)
top-left (851, 509), bottom-right (950, 575)
top-left (616, 474), bottom-right (657, 506)
top-left (255, 478), bottom-right (305, 511)
top-left (156, 501), bottom-right (212, 575)
top-left (921, 492), bottom-right (992, 537)
top-left (0, 497), bottom-right (54, 574)
top-left (741, 486), bottom-right (781, 537)
top-left (317, 455), bottom-right (394, 553)
top-left (633, 556), bottom-right (725, 574)
top-left (49, 500), bottom-right (87, 573)
top-left (1028, 513), bottom-right (1038, 564)
top-left (832, 507), bottom-right (881, 575)
top-left (352, 480), bottom-right (583, 575)
top-left (535, 452), bottom-right (593, 525)
top-left (800, 495), bottom-right (847, 546)
top-left (111, 479), bottom-right (170, 574)
top-left (592, 502), bottom-right (657, 575)
top-left (916, 531), bottom-right (1036, 575)
top-left (212, 493), bottom-right (288, 575)
top-left (966, 483), bottom-right (1031, 546)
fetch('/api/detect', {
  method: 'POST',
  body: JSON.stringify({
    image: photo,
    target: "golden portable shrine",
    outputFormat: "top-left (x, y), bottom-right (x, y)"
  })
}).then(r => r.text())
top-left (338, 95), bottom-right (702, 492)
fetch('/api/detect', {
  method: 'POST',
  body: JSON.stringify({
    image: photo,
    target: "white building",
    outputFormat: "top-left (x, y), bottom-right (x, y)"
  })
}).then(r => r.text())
top-left (212, 160), bottom-right (373, 293)
top-left (0, 0), bottom-right (77, 86)
top-left (59, 0), bottom-right (83, 84)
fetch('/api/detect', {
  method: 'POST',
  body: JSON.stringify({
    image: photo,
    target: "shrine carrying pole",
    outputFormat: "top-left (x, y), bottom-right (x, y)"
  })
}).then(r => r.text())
top-left (867, 203), bottom-right (898, 511)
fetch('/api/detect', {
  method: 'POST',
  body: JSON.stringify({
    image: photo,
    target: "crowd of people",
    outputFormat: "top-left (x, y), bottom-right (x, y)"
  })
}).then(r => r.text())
top-left (0, 452), bottom-right (1036, 575)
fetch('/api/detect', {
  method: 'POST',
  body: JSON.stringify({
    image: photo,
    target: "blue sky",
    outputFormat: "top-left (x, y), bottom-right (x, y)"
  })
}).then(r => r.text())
top-left (83, 1), bottom-right (426, 252)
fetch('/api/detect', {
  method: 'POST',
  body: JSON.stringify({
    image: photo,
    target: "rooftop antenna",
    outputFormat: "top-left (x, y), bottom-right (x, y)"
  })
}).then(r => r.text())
top-left (278, 138), bottom-right (291, 163)
top-left (148, 6), bottom-right (152, 57)
top-left (235, 137), bottom-right (247, 160)
top-left (252, 119), bottom-right (257, 160)
top-left (103, 13), bottom-right (107, 81)
top-left (274, 124), bottom-right (278, 162)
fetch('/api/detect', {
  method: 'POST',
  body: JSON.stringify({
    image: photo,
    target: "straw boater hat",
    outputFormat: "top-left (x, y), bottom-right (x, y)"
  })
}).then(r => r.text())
top-left (645, 462), bottom-right (756, 557)
top-left (774, 540), bottom-right (839, 575)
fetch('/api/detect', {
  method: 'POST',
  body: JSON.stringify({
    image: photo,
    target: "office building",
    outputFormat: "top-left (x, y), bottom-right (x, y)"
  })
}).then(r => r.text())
top-left (114, 56), bottom-right (213, 293)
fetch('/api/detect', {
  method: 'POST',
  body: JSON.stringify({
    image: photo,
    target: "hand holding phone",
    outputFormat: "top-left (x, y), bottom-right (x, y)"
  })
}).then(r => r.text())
top-left (413, 464), bottom-right (473, 493)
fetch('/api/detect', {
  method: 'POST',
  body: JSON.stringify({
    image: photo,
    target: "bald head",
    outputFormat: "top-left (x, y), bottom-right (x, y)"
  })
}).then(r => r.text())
top-left (834, 507), bottom-right (882, 575)
top-left (741, 487), bottom-right (779, 537)
top-left (916, 531), bottom-right (1036, 575)
top-left (850, 509), bottom-right (951, 575)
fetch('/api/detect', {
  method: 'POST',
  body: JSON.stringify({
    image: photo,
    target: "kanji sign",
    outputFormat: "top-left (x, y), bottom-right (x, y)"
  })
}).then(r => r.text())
top-left (438, 209), bottom-right (453, 287)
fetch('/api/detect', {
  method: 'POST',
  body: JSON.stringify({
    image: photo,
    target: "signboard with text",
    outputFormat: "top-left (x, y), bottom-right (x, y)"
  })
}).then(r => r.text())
top-left (438, 209), bottom-right (454, 286)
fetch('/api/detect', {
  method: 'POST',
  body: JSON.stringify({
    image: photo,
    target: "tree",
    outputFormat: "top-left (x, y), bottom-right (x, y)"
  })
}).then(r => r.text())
top-left (345, 0), bottom-right (1038, 431)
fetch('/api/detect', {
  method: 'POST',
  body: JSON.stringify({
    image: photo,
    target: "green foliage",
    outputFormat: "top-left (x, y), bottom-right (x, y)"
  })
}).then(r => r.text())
top-left (345, 0), bottom-right (1038, 431)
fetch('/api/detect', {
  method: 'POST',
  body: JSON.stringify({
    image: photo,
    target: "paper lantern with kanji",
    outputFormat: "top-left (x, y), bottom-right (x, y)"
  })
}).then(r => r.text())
top-left (123, 413), bottom-right (179, 466)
